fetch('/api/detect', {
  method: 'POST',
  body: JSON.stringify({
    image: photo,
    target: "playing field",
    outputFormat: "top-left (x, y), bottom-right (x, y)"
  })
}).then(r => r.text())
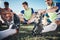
top-left (19, 24), bottom-right (60, 40)
top-left (0, 24), bottom-right (60, 40)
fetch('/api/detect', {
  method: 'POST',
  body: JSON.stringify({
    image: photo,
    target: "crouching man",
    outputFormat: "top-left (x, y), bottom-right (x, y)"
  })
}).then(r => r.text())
top-left (0, 11), bottom-right (20, 40)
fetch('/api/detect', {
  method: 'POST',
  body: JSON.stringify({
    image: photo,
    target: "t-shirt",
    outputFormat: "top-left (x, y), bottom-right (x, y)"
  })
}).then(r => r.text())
top-left (21, 8), bottom-right (34, 20)
top-left (47, 6), bottom-right (57, 22)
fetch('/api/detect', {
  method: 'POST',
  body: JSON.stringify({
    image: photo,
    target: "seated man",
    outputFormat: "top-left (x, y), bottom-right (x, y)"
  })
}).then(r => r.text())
top-left (3, 2), bottom-right (13, 12)
top-left (32, 8), bottom-right (60, 35)
top-left (41, 0), bottom-right (59, 33)
top-left (20, 2), bottom-right (35, 24)
top-left (0, 11), bottom-right (20, 40)
top-left (32, 0), bottom-right (60, 34)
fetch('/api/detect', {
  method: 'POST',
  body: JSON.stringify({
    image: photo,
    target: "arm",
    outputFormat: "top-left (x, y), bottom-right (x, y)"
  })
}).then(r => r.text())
top-left (38, 6), bottom-right (58, 15)
top-left (30, 13), bottom-right (35, 20)
top-left (19, 10), bottom-right (25, 22)
top-left (46, 6), bottom-right (58, 13)
top-left (29, 8), bottom-right (35, 20)
top-left (27, 8), bottom-right (35, 24)
top-left (10, 14), bottom-right (20, 30)
top-left (14, 14), bottom-right (20, 26)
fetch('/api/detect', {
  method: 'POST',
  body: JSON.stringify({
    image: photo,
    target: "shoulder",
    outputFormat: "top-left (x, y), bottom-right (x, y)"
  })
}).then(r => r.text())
top-left (31, 8), bottom-right (34, 13)
top-left (21, 10), bottom-right (24, 14)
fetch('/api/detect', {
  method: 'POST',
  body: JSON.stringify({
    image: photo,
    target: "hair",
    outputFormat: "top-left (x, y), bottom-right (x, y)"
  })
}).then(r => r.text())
top-left (4, 2), bottom-right (9, 5)
top-left (22, 1), bottom-right (28, 6)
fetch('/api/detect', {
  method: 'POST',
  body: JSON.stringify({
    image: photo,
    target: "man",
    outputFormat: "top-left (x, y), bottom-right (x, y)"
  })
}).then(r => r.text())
top-left (32, 0), bottom-right (60, 34)
top-left (0, 2), bottom-right (13, 25)
top-left (0, 2), bottom-right (13, 24)
top-left (40, 0), bottom-right (58, 25)
top-left (0, 11), bottom-right (20, 40)
top-left (20, 2), bottom-right (35, 24)
top-left (3, 2), bottom-right (13, 12)
top-left (41, 0), bottom-right (60, 33)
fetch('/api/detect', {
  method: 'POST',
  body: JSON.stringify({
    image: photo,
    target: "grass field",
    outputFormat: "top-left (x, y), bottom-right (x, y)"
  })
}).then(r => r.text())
top-left (1, 24), bottom-right (60, 40)
top-left (19, 24), bottom-right (60, 40)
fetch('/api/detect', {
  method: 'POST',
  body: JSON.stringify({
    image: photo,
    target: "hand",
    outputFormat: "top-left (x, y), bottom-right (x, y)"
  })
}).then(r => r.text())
top-left (38, 10), bottom-right (46, 14)
top-left (27, 20), bottom-right (31, 24)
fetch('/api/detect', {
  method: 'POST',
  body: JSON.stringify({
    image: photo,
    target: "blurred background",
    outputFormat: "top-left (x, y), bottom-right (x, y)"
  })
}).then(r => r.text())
top-left (0, 0), bottom-right (60, 14)
top-left (0, 0), bottom-right (60, 40)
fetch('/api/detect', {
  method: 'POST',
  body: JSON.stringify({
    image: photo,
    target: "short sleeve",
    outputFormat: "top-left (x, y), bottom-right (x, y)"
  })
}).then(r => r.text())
top-left (21, 10), bottom-right (24, 14)
top-left (31, 8), bottom-right (34, 14)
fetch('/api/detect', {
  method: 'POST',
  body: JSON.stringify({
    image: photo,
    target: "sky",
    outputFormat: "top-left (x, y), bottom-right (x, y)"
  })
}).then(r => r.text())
top-left (0, 0), bottom-right (60, 14)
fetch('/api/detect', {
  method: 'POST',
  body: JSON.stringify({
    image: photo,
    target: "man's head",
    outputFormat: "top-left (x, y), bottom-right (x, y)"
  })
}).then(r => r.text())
top-left (1, 11), bottom-right (13, 22)
top-left (45, 0), bottom-right (53, 6)
top-left (4, 2), bottom-right (9, 8)
top-left (22, 2), bottom-right (28, 10)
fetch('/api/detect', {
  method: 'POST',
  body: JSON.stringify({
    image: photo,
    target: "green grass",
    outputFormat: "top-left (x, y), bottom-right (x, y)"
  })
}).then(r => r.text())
top-left (19, 24), bottom-right (60, 40)
top-left (1, 24), bottom-right (60, 40)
